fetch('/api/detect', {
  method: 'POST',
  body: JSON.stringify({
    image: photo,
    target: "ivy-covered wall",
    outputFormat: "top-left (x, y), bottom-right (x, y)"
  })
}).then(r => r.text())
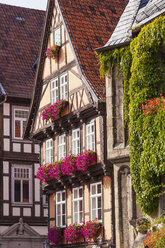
top-left (98, 16), bottom-right (165, 214)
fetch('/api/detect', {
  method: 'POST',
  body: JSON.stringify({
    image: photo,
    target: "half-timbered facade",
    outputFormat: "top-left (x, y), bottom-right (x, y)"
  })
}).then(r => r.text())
top-left (0, 4), bottom-right (47, 247)
top-left (24, 0), bottom-right (128, 247)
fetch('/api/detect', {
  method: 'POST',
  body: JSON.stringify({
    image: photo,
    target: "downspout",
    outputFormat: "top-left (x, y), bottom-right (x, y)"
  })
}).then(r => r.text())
top-left (0, 83), bottom-right (7, 105)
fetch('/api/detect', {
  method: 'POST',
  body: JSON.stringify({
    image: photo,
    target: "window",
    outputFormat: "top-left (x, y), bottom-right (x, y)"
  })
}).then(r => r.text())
top-left (60, 73), bottom-right (68, 100)
top-left (58, 133), bottom-right (66, 161)
top-left (90, 182), bottom-right (102, 221)
top-left (45, 139), bottom-right (53, 163)
top-left (72, 128), bottom-right (80, 155)
top-left (73, 187), bottom-right (83, 224)
top-left (43, 194), bottom-right (48, 206)
top-left (54, 26), bottom-right (61, 46)
top-left (86, 121), bottom-right (95, 150)
top-left (50, 73), bottom-right (68, 104)
top-left (13, 107), bottom-right (28, 139)
top-left (12, 165), bottom-right (32, 204)
top-left (51, 77), bottom-right (58, 104)
top-left (56, 191), bottom-right (66, 227)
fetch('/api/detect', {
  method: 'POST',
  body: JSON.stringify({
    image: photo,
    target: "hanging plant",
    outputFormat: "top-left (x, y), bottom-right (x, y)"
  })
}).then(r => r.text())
top-left (81, 219), bottom-right (101, 241)
top-left (41, 99), bottom-right (68, 122)
top-left (61, 154), bottom-right (76, 176)
top-left (75, 150), bottom-right (97, 172)
top-left (97, 15), bottom-right (165, 214)
top-left (64, 224), bottom-right (82, 243)
top-left (48, 227), bottom-right (63, 246)
top-left (45, 45), bottom-right (61, 59)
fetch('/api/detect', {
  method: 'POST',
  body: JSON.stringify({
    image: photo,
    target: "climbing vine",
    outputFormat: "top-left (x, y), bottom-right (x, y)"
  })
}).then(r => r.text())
top-left (98, 16), bottom-right (165, 214)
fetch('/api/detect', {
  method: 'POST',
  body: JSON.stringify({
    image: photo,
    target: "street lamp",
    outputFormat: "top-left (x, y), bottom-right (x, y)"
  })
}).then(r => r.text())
top-left (43, 240), bottom-right (49, 248)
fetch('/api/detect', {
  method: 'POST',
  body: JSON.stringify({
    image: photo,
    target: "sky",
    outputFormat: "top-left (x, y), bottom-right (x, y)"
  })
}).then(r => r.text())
top-left (0, 0), bottom-right (48, 10)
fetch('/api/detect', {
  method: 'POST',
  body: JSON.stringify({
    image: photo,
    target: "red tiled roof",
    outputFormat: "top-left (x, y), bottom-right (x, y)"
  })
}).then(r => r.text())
top-left (58, 0), bottom-right (128, 99)
top-left (0, 4), bottom-right (45, 99)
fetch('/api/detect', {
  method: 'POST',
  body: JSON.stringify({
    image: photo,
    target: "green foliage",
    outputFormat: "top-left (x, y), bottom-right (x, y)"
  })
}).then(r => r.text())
top-left (98, 16), bottom-right (165, 214)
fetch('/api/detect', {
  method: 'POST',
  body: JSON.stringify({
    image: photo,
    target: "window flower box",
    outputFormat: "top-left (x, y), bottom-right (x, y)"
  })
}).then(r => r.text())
top-left (81, 219), bottom-right (101, 242)
top-left (75, 150), bottom-right (97, 172)
top-left (48, 227), bottom-right (63, 246)
top-left (45, 45), bottom-right (61, 59)
top-left (64, 224), bottom-right (82, 243)
top-left (36, 150), bottom-right (97, 183)
top-left (41, 99), bottom-right (68, 122)
top-left (61, 154), bottom-right (76, 176)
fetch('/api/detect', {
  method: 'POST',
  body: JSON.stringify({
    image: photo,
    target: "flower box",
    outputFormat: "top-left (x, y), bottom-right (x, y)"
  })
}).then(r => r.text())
top-left (64, 224), bottom-right (82, 243)
top-left (45, 45), bottom-right (61, 59)
top-left (48, 227), bottom-right (63, 246)
top-left (75, 150), bottom-right (97, 172)
top-left (41, 99), bottom-right (68, 122)
top-left (81, 219), bottom-right (101, 242)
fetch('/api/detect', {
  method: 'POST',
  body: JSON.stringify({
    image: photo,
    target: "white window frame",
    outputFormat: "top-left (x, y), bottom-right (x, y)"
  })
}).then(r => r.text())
top-left (60, 73), bottom-right (68, 100)
top-left (45, 139), bottom-right (53, 164)
top-left (51, 77), bottom-right (58, 104)
top-left (56, 190), bottom-right (66, 227)
top-left (58, 133), bottom-right (66, 161)
top-left (73, 187), bottom-right (83, 224)
top-left (53, 26), bottom-right (61, 46)
top-left (12, 106), bottom-right (29, 140)
top-left (90, 182), bottom-right (102, 222)
top-left (72, 128), bottom-right (80, 155)
top-left (86, 121), bottom-right (95, 150)
top-left (11, 164), bottom-right (32, 205)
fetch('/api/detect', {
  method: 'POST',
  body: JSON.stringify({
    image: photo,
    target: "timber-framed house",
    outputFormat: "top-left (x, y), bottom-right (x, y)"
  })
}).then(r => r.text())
top-left (0, 4), bottom-right (47, 248)
top-left (24, 0), bottom-right (128, 247)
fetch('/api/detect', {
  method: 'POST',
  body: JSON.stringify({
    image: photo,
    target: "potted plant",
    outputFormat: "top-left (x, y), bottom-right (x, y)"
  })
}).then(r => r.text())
top-left (45, 45), bottom-right (61, 59)
top-left (64, 224), bottom-right (82, 243)
top-left (61, 154), bottom-right (76, 176)
top-left (75, 150), bottom-right (97, 172)
top-left (48, 226), bottom-right (63, 246)
top-left (81, 219), bottom-right (101, 242)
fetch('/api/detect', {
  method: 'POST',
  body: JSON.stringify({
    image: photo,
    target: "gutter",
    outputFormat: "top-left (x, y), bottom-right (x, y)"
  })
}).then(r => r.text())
top-left (0, 83), bottom-right (7, 105)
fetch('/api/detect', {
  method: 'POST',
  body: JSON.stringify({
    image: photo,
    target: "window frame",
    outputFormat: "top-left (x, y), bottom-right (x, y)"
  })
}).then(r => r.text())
top-left (58, 133), bottom-right (67, 161)
top-left (59, 72), bottom-right (68, 101)
top-left (12, 106), bottom-right (29, 140)
top-left (50, 77), bottom-right (59, 104)
top-left (45, 139), bottom-right (54, 164)
top-left (11, 164), bottom-right (32, 205)
top-left (72, 128), bottom-right (81, 155)
top-left (90, 182), bottom-right (102, 222)
top-left (72, 186), bottom-right (84, 224)
top-left (56, 190), bottom-right (66, 228)
top-left (53, 26), bottom-right (61, 46)
top-left (86, 121), bottom-right (96, 151)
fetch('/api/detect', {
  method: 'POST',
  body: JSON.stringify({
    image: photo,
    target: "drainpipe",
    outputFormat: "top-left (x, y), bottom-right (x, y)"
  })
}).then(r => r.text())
top-left (0, 83), bottom-right (7, 105)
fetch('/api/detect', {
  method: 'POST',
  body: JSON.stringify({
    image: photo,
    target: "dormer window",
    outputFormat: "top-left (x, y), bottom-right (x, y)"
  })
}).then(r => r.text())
top-left (54, 26), bottom-right (61, 46)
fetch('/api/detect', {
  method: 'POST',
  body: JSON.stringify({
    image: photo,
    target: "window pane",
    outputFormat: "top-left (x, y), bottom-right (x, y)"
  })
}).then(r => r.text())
top-left (92, 209), bottom-right (96, 220)
top-left (79, 200), bottom-right (83, 211)
top-left (23, 121), bottom-right (27, 135)
top-left (98, 197), bottom-right (101, 209)
top-left (74, 189), bottom-right (77, 199)
top-left (57, 216), bottom-right (61, 227)
top-left (57, 193), bottom-right (61, 202)
top-left (74, 213), bottom-right (78, 223)
top-left (79, 212), bottom-right (83, 223)
top-left (23, 180), bottom-right (29, 202)
top-left (92, 198), bottom-right (96, 209)
top-left (74, 201), bottom-right (78, 212)
top-left (92, 185), bottom-right (96, 195)
top-left (62, 192), bottom-right (65, 201)
top-left (98, 209), bottom-right (102, 220)
top-left (15, 180), bottom-right (21, 202)
top-left (62, 215), bottom-right (65, 226)
top-left (79, 188), bottom-right (82, 198)
top-left (57, 205), bottom-right (61, 215)
top-left (98, 184), bottom-right (101, 194)
top-left (62, 203), bottom-right (65, 215)
top-left (15, 120), bottom-right (21, 138)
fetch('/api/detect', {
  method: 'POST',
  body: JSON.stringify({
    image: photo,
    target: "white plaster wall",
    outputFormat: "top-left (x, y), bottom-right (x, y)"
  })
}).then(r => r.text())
top-left (34, 164), bottom-right (40, 175)
top-left (23, 208), bottom-right (31, 216)
top-left (35, 179), bottom-right (40, 202)
top-left (13, 143), bottom-right (21, 152)
top-left (34, 144), bottom-right (40, 154)
top-left (35, 205), bottom-right (40, 217)
top-left (31, 226), bottom-right (48, 235)
top-left (3, 203), bottom-right (9, 216)
top-left (3, 138), bottom-right (10, 151)
top-left (3, 118), bottom-right (10, 136)
top-left (3, 176), bottom-right (9, 200)
top-left (44, 209), bottom-right (48, 217)
top-left (3, 103), bottom-right (10, 116)
top-left (24, 144), bottom-right (32, 153)
top-left (3, 161), bottom-right (9, 174)
top-left (12, 207), bottom-right (20, 216)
